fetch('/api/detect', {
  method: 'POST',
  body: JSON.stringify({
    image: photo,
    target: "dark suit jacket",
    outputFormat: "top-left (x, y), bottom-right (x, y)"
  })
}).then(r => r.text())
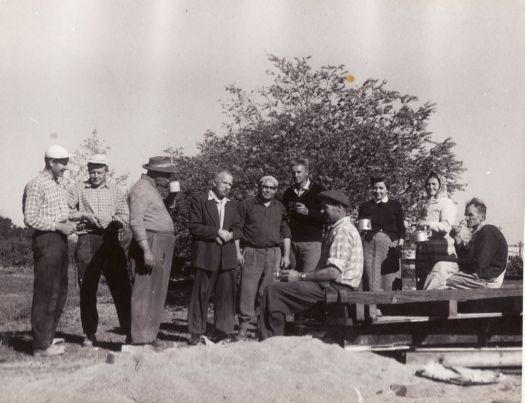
top-left (189, 192), bottom-right (242, 271)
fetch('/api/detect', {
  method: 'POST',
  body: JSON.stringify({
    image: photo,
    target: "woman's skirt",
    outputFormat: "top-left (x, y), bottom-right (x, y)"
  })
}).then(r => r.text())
top-left (362, 231), bottom-right (401, 291)
top-left (415, 236), bottom-right (452, 290)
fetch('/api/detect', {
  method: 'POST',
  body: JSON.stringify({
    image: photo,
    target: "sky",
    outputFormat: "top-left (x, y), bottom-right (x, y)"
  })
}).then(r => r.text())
top-left (0, 0), bottom-right (524, 243)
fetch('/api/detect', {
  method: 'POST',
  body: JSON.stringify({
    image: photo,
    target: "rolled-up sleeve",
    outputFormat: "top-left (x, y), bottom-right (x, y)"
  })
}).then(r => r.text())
top-left (23, 181), bottom-right (56, 231)
top-left (325, 232), bottom-right (350, 273)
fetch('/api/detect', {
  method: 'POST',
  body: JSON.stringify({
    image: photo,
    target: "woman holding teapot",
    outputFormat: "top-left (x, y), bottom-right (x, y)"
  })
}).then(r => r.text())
top-left (358, 176), bottom-right (406, 291)
top-left (414, 171), bottom-right (457, 289)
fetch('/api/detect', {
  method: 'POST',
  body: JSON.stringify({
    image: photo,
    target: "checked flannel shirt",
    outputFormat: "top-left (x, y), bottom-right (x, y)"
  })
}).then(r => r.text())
top-left (67, 180), bottom-right (129, 233)
top-left (23, 170), bottom-right (69, 232)
top-left (319, 216), bottom-right (363, 289)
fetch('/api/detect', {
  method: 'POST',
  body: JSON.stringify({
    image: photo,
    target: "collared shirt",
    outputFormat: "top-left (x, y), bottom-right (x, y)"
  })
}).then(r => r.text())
top-left (293, 178), bottom-right (311, 198)
top-left (319, 216), bottom-right (363, 289)
top-left (67, 179), bottom-right (129, 233)
top-left (375, 196), bottom-right (389, 204)
top-left (23, 170), bottom-right (69, 231)
top-left (239, 196), bottom-right (291, 248)
top-left (208, 190), bottom-right (229, 229)
top-left (128, 174), bottom-right (174, 242)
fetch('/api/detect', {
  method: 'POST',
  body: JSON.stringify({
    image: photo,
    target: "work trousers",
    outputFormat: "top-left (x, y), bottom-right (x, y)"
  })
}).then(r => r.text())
top-left (362, 232), bottom-right (400, 291)
top-left (424, 261), bottom-right (505, 290)
top-left (290, 241), bottom-right (321, 273)
top-left (238, 246), bottom-right (281, 326)
top-left (31, 231), bottom-right (69, 350)
top-left (258, 281), bottom-right (334, 340)
top-left (188, 268), bottom-right (237, 335)
top-left (129, 232), bottom-right (175, 344)
top-left (75, 232), bottom-right (131, 337)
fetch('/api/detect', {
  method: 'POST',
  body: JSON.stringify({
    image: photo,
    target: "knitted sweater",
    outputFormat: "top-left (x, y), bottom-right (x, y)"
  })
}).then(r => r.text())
top-left (358, 199), bottom-right (406, 242)
top-left (456, 224), bottom-right (508, 280)
top-left (282, 182), bottom-right (326, 242)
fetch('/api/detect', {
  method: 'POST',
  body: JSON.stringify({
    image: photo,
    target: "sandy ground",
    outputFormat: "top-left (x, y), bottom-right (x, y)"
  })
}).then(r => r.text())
top-left (0, 266), bottom-right (522, 403)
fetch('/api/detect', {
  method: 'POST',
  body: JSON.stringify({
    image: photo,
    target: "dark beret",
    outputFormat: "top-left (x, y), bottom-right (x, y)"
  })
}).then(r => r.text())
top-left (318, 190), bottom-right (350, 207)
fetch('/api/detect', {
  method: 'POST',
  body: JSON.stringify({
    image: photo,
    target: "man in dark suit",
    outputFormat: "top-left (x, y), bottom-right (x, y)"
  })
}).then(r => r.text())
top-left (187, 170), bottom-right (242, 345)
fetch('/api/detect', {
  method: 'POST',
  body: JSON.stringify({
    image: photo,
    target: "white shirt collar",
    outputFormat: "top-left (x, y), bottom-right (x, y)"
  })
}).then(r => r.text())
top-left (208, 190), bottom-right (230, 203)
top-left (294, 179), bottom-right (311, 195)
top-left (375, 196), bottom-right (389, 204)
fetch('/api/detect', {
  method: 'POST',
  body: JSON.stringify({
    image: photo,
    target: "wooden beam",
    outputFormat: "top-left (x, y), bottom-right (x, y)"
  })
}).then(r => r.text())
top-left (336, 287), bottom-right (523, 305)
top-left (406, 347), bottom-right (522, 367)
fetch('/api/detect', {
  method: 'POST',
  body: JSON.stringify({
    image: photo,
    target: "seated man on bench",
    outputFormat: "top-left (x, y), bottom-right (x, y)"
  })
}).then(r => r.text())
top-left (424, 197), bottom-right (508, 290)
top-left (258, 190), bottom-right (363, 340)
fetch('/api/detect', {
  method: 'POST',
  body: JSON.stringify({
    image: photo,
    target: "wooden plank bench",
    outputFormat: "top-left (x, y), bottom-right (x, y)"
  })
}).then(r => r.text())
top-left (325, 286), bottom-right (523, 348)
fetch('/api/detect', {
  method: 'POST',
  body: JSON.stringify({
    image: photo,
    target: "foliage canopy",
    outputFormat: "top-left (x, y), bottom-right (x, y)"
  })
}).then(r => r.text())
top-left (165, 55), bottom-right (466, 259)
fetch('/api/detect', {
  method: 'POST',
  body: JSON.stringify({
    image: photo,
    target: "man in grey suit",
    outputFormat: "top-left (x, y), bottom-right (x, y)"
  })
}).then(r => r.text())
top-left (187, 170), bottom-right (242, 345)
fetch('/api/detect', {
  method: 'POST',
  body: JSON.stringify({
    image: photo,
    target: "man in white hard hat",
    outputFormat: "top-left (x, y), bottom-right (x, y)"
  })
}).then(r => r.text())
top-left (67, 154), bottom-right (131, 347)
top-left (22, 144), bottom-right (76, 356)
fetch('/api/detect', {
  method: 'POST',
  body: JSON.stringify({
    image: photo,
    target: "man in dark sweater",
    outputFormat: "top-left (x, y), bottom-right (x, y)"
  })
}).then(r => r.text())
top-left (282, 158), bottom-right (326, 273)
top-left (424, 197), bottom-right (508, 289)
top-left (237, 176), bottom-right (291, 339)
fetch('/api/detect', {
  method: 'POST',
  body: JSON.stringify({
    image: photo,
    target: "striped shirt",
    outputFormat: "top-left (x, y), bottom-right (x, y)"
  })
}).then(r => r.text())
top-left (23, 170), bottom-right (69, 232)
top-left (320, 216), bottom-right (363, 289)
top-left (67, 180), bottom-right (129, 233)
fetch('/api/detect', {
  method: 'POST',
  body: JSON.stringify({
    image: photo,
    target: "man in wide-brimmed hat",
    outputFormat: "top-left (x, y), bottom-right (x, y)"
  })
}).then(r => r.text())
top-left (258, 190), bottom-right (363, 340)
top-left (23, 145), bottom-right (77, 356)
top-left (67, 154), bottom-right (131, 347)
top-left (127, 156), bottom-right (178, 345)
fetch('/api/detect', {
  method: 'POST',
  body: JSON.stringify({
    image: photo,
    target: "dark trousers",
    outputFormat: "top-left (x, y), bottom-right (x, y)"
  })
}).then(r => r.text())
top-left (75, 233), bottom-right (131, 337)
top-left (129, 232), bottom-right (175, 344)
top-left (31, 232), bottom-right (69, 350)
top-left (188, 268), bottom-right (237, 335)
top-left (258, 281), bottom-right (329, 340)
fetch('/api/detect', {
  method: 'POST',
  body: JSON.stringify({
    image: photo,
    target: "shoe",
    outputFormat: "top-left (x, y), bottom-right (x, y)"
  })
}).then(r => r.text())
top-left (188, 333), bottom-right (202, 346)
top-left (216, 334), bottom-right (238, 344)
top-left (82, 334), bottom-right (96, 347)
top-left (34, 344), bottom-right (65, 357)
top-left (237, 327), bottom-right (248, 341)
top-left (151, 339), bottom-right (170, 350)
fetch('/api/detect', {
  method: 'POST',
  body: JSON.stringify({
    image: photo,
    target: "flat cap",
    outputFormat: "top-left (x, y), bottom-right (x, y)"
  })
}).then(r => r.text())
top-left (318, 190), bottom-right (350, 207)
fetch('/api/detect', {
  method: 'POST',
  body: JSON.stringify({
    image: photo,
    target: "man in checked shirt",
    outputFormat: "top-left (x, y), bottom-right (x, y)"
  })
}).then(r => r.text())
top-left (258, 190), bottom-right (363, 340)
top-left (67, 154), bottom-right (131, 347)
top-left (23, 145), bottom-right (77, 356)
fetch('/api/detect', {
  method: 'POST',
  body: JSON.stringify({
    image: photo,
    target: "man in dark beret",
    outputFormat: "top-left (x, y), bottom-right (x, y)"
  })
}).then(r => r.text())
top-left (258, 190), bottom-right (364, 340)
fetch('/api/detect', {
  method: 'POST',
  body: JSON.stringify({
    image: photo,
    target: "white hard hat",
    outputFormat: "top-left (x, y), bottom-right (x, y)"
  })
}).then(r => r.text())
top-left (87, 154), bottom-right (108, 166)
top-left (45, 145), bottom-right (70, 159)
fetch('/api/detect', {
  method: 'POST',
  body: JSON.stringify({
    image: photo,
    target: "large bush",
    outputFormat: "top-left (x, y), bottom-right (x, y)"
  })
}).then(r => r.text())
top-left (165, 55), bottom-right (466, 260)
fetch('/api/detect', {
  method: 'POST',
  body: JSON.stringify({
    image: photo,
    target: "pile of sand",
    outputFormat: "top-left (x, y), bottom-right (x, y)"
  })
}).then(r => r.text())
top-left (0, 337), bottom-right (520, 402)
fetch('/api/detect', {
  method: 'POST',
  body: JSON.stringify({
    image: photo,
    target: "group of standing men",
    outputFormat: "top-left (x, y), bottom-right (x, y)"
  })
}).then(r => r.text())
top-left (23, 146), bottom-right (178, 356)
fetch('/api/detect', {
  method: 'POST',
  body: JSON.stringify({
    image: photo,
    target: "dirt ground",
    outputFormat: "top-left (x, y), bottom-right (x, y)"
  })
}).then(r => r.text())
top-left (0, 265), bottom-right (521, 403)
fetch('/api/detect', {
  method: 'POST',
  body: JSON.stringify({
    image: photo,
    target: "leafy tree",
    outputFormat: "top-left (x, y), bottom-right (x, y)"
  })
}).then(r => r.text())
top-left (0, 216), bottom-right (33, 266)
top-left (165, 55), bottom-right (466, 260)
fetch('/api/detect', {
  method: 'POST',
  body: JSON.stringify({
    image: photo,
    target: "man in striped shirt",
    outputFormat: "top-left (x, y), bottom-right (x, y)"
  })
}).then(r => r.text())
top-left (68, 154), bottom-right (131, 347)
top-left (258, 190), bottom-right (363, 340)
top-left (23, 145), bottom-right (76, 356)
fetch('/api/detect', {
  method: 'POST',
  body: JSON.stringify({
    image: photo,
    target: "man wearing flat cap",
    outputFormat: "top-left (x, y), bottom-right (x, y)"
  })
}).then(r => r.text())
top-left (23, 145), bottom-right (76, 356)
top-left (236, 175), bottom-right (291, 339)
top-left (67, 154), bottom-right (131, 347)
top-left (259, 190), bottom-right (363, 340)
top-left (127, 156), bottom-right (178, 345)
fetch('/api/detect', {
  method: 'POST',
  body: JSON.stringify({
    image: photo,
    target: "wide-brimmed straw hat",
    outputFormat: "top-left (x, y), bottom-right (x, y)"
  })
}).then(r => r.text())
top-left (142, 156), bottom-right (177, 173)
